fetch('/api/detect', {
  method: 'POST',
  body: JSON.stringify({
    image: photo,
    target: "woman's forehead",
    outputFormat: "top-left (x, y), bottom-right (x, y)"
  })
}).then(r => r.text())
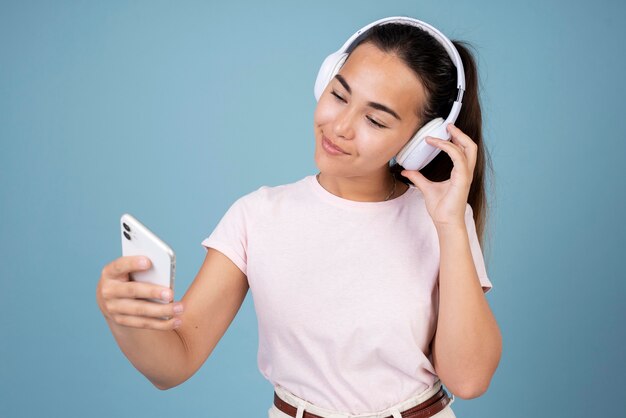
top-left (338, 42), bottom-right (426, 118)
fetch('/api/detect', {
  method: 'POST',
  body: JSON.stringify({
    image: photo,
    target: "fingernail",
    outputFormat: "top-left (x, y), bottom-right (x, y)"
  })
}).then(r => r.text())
top-left (139, 258), bottom-right (149, 268)
top-left (161, 290), bottom-right (171, 301)
top-left (173, 303), bottom-right (184, 313)
top-left (174, 319), bottom-right (182, 328)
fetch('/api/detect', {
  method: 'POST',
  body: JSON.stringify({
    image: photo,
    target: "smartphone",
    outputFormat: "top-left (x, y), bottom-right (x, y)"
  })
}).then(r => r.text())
top-left (120, 213), bottom-right (176, 306)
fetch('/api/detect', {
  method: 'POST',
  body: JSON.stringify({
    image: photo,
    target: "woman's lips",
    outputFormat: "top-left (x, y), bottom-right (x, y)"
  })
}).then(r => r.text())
top-left (322, 135), bottom-right (349, 155)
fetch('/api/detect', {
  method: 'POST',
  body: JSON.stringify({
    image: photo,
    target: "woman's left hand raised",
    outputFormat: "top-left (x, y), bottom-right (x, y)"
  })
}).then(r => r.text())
top-left (400, 124), bottom-right (477, 228)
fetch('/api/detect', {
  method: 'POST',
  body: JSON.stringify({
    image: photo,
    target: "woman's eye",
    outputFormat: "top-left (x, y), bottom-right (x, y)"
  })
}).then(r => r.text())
top-left (331, 90), bottom-right (346, 102)
top-left (330, 90), bottom-right (386, 129)
top-left (367, 117), bottom-right (387, 129)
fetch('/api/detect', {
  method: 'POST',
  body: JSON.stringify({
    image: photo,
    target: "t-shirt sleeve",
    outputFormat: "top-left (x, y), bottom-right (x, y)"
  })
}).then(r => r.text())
top-left (201, 196), bottom-right (250, 276)
top-left (465, 203), bottom-right (493, 294)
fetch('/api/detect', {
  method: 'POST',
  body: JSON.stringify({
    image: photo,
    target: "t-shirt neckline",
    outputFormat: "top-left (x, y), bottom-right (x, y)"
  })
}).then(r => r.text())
top-left (307, 174), bottom-right (414, 209)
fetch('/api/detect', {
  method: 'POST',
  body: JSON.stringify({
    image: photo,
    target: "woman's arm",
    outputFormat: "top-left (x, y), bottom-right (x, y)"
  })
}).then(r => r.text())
top-left (400, 124), bottom-right (502, 399)
top-left (430, 223), bottom-right (502, 399)
top-left (97, 248), bottom-right (249, 390)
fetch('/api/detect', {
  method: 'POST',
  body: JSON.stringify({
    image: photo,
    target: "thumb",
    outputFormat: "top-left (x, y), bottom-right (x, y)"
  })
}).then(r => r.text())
top-left (401, 169), bottom-right (431, 192)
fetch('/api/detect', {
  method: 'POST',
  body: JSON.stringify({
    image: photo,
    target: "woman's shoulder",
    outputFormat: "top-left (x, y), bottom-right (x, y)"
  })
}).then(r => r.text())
top-left (236, 175), bottom-right (312, 206)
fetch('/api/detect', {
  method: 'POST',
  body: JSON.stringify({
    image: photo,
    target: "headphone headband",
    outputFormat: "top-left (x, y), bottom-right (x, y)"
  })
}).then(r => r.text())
top-left (337, 16), bottom-right (465, 94)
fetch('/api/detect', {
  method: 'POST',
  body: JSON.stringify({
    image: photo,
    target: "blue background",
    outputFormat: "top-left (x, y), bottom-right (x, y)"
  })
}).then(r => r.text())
top-left (1, 0), bottom-right (625, 417)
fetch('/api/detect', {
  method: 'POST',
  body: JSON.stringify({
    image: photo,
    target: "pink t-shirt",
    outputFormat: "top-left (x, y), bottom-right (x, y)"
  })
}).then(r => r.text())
top-left (202, 174), bottom-right (493, 414)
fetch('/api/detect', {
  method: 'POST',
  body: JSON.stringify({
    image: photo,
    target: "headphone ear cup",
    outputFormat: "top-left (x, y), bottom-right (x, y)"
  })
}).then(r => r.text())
top-left (314, 52), bottom-right (348, 101)
top-left (395, 117), bottom-right (444, 170)
top-left (414, 117), bottom-right (444, 143)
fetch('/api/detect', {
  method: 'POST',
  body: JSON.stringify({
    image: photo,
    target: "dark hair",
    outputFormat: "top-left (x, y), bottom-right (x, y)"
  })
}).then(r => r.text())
top-left (350, 22), bottom-right (495, 250)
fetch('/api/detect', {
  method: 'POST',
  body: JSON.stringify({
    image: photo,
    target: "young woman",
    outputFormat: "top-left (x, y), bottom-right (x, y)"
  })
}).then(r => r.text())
top-left (96, 17), bottom-right (502, 418)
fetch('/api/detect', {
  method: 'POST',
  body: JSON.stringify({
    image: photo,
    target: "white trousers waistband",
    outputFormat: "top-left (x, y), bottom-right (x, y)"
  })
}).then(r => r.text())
top-left (272, 380), bottom-right (455, 418)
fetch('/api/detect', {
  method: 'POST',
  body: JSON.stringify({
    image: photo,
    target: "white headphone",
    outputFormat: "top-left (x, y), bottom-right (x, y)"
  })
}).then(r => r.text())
top-left (314, 16), bottom-right (465, 171)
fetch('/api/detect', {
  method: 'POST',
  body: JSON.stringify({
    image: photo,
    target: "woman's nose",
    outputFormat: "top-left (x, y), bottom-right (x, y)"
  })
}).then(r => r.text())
top-left (332, 107), bottom-right (356, 139)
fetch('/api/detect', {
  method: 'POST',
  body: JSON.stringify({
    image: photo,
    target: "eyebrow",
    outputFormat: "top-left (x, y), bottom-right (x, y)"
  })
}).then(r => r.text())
top-left (334, 74), bottom-right (402, 121)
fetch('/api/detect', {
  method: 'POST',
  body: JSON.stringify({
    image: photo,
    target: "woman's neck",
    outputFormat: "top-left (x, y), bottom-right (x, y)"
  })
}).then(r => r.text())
top-left (316, 172), bottom-right (408, 202)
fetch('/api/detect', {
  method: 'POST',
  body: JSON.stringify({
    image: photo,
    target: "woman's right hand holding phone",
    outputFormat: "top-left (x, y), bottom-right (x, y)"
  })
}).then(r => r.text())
top-left (96, 256), bottom-right (184, 331)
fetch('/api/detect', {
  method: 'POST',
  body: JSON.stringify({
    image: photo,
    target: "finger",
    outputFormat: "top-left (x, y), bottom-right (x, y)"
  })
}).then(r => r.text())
top-left (112, 313), bottom-right (182, 331)
top-left (425, 136), bottom-right (468, 171)
top-left (447, 124), bottom-right (476, 149)
top-left (447, 125), bottom-right (478, 170)
top-left (401, 168), bottom-right (434, 192)
top-left (108, 297), bottom-right (183, 319)
top-left (102, 256), bottom-right (152, 281)
top-left (110, 281), bottom-right (173, 302)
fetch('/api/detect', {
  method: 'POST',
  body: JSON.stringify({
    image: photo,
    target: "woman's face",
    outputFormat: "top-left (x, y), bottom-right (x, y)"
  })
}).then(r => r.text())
top-left (313, 42), bottom-right (427, 178)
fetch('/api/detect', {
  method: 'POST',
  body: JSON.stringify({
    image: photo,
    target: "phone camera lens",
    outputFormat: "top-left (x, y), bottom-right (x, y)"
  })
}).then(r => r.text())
top-left (123, 231), bottom-right (131, 240)
top-left (123, 223), bottom-right (131, 232)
